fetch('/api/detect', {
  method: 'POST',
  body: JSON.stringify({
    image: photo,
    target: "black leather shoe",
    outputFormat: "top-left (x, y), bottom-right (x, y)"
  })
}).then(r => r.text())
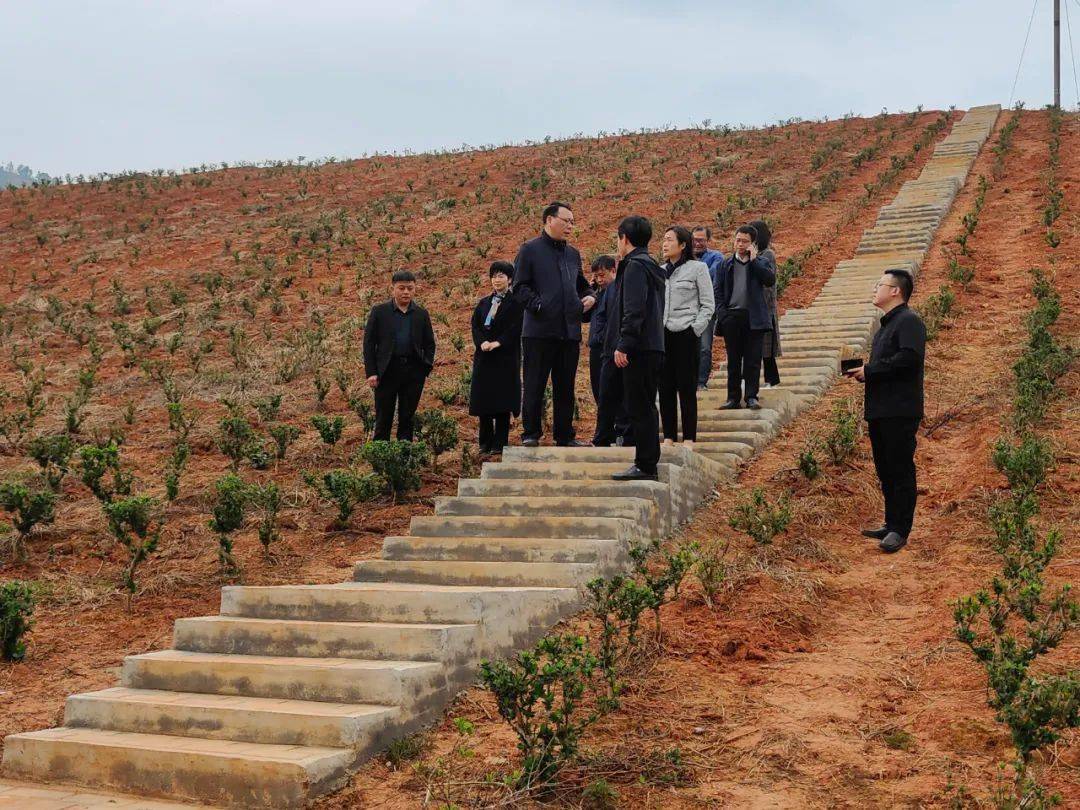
top-left (612, 465), bottom-right (658, 482)
top-left (557, 439), bottom-right (593, 448)
top-left (746, 398), bottom-right (762, 410)
top-left (720, 399), bottom-right (742, 410)
top-left (879, 532), bottom-right (908, 553)
top-left (522, 438), bottom-right (539, 448)
top-left (861, 526), bottom-right (889, 540)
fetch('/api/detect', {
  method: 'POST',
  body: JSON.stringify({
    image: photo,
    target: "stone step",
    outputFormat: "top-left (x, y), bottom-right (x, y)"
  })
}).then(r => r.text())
top-left (381, 534), bottom-right (622, 564)
top-left (354, 559), bottom-right (603, 588)
top-left (173, 615), bottom-right (476, 663)
top-left (481, 460), bottom-right (677, 480)
top-left (65, 687), bottom-right (398, 750)
top-left (123, 650), bottom-right (446, 708)
top-left (0, 779), bottom-right (198, 809)
top-left (409, 514), bottom-right (639, 541)
top-left (2, 727), bottom-right (352, 808)
top-left (433, 495), bottom-right (660, 539)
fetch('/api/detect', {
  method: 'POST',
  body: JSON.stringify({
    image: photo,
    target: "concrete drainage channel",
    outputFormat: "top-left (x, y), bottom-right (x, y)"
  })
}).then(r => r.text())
top-left (1, 105), bottom-right (999, 809)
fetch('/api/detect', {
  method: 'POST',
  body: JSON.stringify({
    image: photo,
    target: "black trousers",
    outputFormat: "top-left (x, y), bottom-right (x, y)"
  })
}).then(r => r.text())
top-left (593, 355), bottom-right (631, 446)
top-left (763, 356), bottom-right (781, 386)
top-left (622, 351), bottom-right (663, 474)
top-left (659, 327), bottom-right (699, 441)
top-left (521, 337), bottom-right (579, 444)
top-left (867, 416), bottom-right (920, 539)
top-left (478, 413), bottom-right (511, 453)
top-left (589, 344), bottom-right (604, 406)
top-left (720, 310), bottom-right (764, 402)
top-left (373, 357), bottom-right (427, 441)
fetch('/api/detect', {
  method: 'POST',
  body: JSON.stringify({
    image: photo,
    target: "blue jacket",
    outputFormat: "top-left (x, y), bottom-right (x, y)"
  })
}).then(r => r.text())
top-left (699, 249), bottom-right (724, 284)
top-left (713, 253), bottom-right (776, 332)
top-left (587, 285), bottom-right (610, 349)
top-left (513, 231), bottom-right (591, 341)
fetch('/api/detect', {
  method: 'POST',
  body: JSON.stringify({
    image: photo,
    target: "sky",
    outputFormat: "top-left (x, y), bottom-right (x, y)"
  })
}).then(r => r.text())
top-left (2, 0), bottom-right (1077, 177)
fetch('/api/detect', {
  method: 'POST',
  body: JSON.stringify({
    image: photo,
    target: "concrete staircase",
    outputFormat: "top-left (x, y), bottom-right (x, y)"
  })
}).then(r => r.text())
top-left (1, 105), bottom-right (999, 808)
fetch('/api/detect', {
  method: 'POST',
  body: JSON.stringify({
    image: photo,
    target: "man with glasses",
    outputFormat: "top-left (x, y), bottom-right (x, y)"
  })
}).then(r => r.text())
top-left (692, 226), bottom-right (725, 389)
top-left (848, 269), bottom-right (926, 554)
top-left (513, 201), bottom-right (596, 447)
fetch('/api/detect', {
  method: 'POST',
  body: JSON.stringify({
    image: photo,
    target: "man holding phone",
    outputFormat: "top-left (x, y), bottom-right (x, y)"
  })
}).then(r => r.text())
top-left (848, 269), bottom-right (926, 554)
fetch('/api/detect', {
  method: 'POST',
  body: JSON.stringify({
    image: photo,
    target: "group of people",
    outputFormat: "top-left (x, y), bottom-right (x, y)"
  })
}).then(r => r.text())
top-left (361, 200), bottom-right (926, 551)
top-left (363, 201), bottom-right (787, 483)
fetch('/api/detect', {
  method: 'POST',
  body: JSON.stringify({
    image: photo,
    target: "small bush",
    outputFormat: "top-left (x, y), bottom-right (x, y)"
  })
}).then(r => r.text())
top-left (358, 440), bottom-right (429, 501)
top-left (0, 480), bottom-right (58, 562)
top-left (824, 400), bottom-right (860, 466)
top-left (253, 394), bottom-right (282, 422)
top-left (268, 423), bottom-right (300, 460)
top-left (77, 441), bottom-right (132, 503)
top-left (992, 434), bottom-right (1052, 496)
top-left (729, 487), bottom-right (792, 546)
top-left (217, 412), bottom-right (259, 471)
top-left (103, 495), bottom-right (160, 606)
top-left (798, 443), bottom-right (821, 480)
top-left (164, 442), bottom-right (189, 501)
top-left (311, 414), bottom-right (345, 446)
top-left (303, 469), bottom-right (382, 528)
top-left (480, 634), bottom-right (600, 789)
top-left (414, 409), bottom-right (458, 470)
top-left (28, 433), bottom-right (75, 492)
top-left (208, 473), bottom-right (246, 578)
top-left (919, 284), bottom-right (956, 341)
top-left (694, 542), bottom-right (728, 607)
top-left (348, 394), bottom-right (376, 437)
top-left (0, 580), bottom-right (35, 661)
top-left (248, 481), bottom-right (283, 556)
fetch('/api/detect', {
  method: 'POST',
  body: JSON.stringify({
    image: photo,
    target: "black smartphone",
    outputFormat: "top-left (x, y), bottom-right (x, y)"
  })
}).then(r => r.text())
top-left (841, 358), bottom-right (864, 375)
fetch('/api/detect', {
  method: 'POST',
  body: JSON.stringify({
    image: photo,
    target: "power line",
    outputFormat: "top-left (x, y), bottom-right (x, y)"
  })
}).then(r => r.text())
top-left (1009, 0), bottom-right (1040, 108)
top-left (1067, 0), bottom-right (1080, 106)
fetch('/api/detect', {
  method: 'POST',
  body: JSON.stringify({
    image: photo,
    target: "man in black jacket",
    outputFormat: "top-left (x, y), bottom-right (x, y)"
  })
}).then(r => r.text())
top-left (363, 270), bottom-right (437, 441)
top-left (848, 269), bottom-right (926, 554)
top-left (713, 225), bottom-right (777, 410)
top-left (606, 215), bottom-right (665, 481)
top-left (514, 201), bottom-right (596, 447)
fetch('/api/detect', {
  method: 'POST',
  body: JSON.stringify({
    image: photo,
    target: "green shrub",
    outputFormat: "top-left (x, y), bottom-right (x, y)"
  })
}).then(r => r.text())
top-left (919, 284), bottom-right (956, 341)
top-left (268, 423), bottom-right (300, 460)
top-left (164, 442), bottom-right (189, 501)
top-left (0, 480), bottom-right (58, 562)
top-left (77, 441), bottom-right (132, 503)
top-left (311, 414), bottom-right (345, 446)
top-left (824, 400), bottom-right (860, 466)
top-left (208, 473), bottom-right (246, 577)
top-left (414, 409), bottom-right (458, 470)
top-left (694, 541), bottom-right (728, 608)
top-left (0, 580), bottom-right (35, 661)
top-left (358, 440), bottom-right (428, 501)
top-left (480, 634), bottom-right (600, 789)
top-left (248, 481), bottom-right (283, 556)
top-left (302, 468), bottom-right (382, 527)
top-left (729, 486), bottom-right (792, 546)
top-left (798, 443), bottom-right (821, 480)
top-left (103, 495), bottom-right (160, 606)
top-left (587, 575), bottom-right (654, 710)
top-left (992, 434), bottom-right (1052, 496)
top-left (348, 394), bottom-right (376, 436)
top-left (28, 433), bottom-right (75, 492)
top-left (216, 411), bottom-right (259, 471)
top-left (253, 394), bottom-right (282, 422)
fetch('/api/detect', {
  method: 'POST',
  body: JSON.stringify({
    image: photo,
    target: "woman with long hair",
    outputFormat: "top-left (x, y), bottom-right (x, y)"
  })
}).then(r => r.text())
top-left (658, 225), bottom-right (715, 446)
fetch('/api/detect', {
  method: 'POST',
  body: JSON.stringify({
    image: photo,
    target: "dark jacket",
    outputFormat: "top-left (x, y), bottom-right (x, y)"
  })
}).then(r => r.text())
top-left (587, 285), bottom-right (611, 349)
top-left (363, 300), bottom-right (436, 378)
top-left (513, 231), bottom-right (591, 341)
top-left (864, 303), bottom-right (926, 420)
top-left (759, 248), bottom-right (782, 358)
top-left (469, 293), bottom-right (524, 416)
top-left (713, 253), bottom-right (777, 332)
top-left (603, 248), bottom-right (666, 357)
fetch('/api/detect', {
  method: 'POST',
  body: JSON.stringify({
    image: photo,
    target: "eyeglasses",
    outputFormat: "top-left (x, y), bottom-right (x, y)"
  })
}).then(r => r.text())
top-left (874, 282), bottom-right (899, 290)
top-left (555, 215), bottom-right (575, 226)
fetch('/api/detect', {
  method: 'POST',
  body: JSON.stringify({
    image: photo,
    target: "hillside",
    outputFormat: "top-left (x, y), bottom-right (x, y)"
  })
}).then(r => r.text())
top-left (0, 107), bottom-right (1076, 807)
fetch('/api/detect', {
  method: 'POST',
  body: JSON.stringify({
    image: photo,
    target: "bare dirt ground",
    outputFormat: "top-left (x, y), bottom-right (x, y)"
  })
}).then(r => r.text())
top-left (1, 108), bottom-right (1076, 809)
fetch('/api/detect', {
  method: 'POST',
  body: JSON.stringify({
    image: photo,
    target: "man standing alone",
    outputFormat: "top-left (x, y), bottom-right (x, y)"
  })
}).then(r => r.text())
top-left (714, 225), bottom-right (776, 410)
top-left (606, 215), bottom-right (665, 481)
top-left (849, 269), bottom-right (926, 554)
top-left (514, 201), bottom-right (596, 447)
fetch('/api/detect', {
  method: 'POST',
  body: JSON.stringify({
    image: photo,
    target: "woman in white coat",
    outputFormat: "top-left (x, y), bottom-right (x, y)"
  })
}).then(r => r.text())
top-left (659, 225), bottom-right (715, 446)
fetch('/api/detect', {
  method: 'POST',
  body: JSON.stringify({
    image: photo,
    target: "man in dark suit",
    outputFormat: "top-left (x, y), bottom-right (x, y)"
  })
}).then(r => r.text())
top-left (605, 215), bottom-right (665, 481)
top-left (363, 270), bottom-right (437, 441)
top-left (589, 254), bottom-right (630, 447)
top-left (713, 224), bottom-right (776, 410)
top-left (513, 201), bottom-right (596, 447)
top-left (848, 269), bottom-right (926, 554)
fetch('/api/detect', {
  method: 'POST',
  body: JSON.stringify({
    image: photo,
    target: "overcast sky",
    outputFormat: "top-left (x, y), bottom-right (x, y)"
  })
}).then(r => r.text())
top-left (2, 0), bottom-right (1076, 176)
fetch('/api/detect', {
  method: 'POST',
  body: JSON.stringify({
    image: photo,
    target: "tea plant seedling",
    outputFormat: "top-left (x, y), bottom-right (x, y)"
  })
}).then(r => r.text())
top-left (0, 580), bottom-right (35, 661)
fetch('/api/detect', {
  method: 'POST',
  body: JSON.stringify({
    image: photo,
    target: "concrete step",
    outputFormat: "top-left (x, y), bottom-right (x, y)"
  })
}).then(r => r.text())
top-left (2, 727), bottom-right (352, 808)
top-left (65, 687), bottom-right (398, 750)
top-left (433, 494), bottom-right (655, 523)
top-left (381, 534), bottom-right (622, 564)
top-left (173, 615), bottom-right (477, 663)
top-left (409, 515), bottom-right (639, 541)
top-left (354, 559), bottom-right (603, 588)
top-left (122, 650), bottom-right (446, 707)
top-left (481, 460), bottom-right (677, 480)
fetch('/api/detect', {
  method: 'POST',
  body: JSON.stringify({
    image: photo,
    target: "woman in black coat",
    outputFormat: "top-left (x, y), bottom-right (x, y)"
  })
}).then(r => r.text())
top-left (469, 261), bottom-right (524, 454)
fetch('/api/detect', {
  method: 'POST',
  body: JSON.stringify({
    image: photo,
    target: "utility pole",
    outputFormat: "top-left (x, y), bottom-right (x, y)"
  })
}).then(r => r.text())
top-left (1054, 0), bottom-right (1061, 108)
